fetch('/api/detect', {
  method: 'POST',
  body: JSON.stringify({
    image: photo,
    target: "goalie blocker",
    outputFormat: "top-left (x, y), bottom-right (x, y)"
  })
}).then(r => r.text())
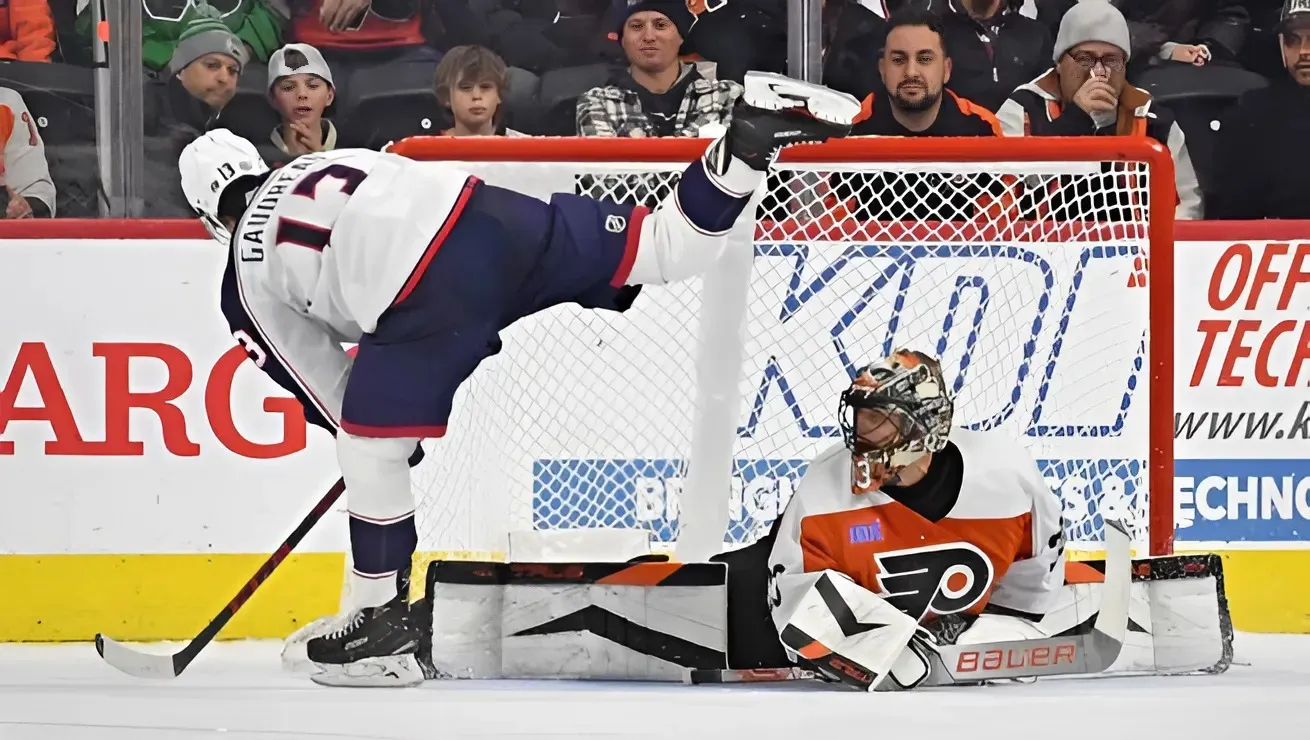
top-left (419, 532), bottom-right (1233, 686)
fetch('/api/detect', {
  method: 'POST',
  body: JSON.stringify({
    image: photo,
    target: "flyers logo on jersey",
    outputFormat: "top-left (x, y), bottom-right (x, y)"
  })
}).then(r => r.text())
top-left (874, 542), bottom-right (994, 622)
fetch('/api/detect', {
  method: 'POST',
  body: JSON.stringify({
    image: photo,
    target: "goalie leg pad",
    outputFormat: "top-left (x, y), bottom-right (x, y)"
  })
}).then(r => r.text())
top-left (1038, 554), bottom-right (1234, 675)
top-left (424, 560), bottom-right (729, 681)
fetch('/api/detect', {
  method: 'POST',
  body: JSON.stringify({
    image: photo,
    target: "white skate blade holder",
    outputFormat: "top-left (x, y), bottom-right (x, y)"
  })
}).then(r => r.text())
top-left (309, 654), bottom-right (426, 688)
top-left (742, 72), bottom-right (862, 126)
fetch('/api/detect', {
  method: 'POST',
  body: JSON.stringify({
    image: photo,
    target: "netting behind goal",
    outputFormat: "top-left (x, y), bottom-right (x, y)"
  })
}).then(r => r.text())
top-left (389, 136), bottom-right (1177, 561)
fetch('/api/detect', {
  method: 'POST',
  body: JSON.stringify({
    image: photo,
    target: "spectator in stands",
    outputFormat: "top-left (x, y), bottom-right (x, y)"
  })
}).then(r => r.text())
top-left (819, 0), bottom-right (892, 99)
top-left (164, 4), bottom-right (248, 131)
top-left (853, 8), bottom-right (1002, 136)
top-left (280, 0), bottom-right (439, 86)
top-left (997, 0), bottom-right (1203, 219)
top-left (577, 0), bottom-right (741, 137)
top-left (268, 43), bottom-right (337, 155)
top-left (683, 0), bottom-right (887, 96)
top-left (0, 0), bottom-right (54, 62)
top-left (933, 0), bottom-right (1050, 112)
top-left (0, 87), bottom-right (54, 217)
top-left (1037, 0), bottom-right (1249, 75)
top-left (1208, 0), bottom-right (1310, 219)
top-left (75, 0), bottom-right (283, 74)
top-left (834, 8), bottom-right (1003, 222)
top-left (434, 45), bottom-right (523, 136)
top-left (278, 0), bottom-right (440, 147)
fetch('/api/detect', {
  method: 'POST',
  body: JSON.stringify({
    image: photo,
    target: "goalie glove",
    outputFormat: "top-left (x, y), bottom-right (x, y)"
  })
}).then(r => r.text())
top-left (879, 625), bottom-right (938, 691)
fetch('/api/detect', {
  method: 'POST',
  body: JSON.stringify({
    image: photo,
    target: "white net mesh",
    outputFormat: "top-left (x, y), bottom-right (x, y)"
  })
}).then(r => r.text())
top-left (396, 140), bottom-right (1164, 561)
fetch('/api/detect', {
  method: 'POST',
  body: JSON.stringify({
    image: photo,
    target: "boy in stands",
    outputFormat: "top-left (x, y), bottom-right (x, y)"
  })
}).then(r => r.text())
top-left (434, 45), bottom-right (520, 137)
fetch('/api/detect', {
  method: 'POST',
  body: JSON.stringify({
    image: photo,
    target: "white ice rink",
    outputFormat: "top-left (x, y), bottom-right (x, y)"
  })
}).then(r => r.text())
top-left (2, 634), bottom-right (1308, 740)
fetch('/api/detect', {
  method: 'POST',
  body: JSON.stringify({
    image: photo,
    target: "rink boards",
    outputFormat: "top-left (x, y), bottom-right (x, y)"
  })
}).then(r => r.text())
top-left (0, 221), bottom-right (1308, 640)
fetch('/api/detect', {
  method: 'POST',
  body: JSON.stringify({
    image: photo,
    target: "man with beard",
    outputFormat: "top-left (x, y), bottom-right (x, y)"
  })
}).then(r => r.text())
top-left (1208, 0), bottom-right (1310, 219)
top-left (835, 8), bottom-right (1005, 223)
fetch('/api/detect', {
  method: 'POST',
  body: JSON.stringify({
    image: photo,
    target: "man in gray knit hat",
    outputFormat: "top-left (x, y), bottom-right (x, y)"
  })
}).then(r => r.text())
top-left (170, 3), bottom-right (249, 113)
top-left (996, 0), bottom-right (1202, 220)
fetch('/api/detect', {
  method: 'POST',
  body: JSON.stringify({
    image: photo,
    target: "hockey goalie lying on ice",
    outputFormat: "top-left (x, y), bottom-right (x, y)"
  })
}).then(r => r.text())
top-left (416, 351), bottom-right (1233, 691)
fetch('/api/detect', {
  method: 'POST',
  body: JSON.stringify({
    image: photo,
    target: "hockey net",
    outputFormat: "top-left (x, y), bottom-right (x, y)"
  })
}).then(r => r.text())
top-left (388, 136), bottom-right (1176, 563)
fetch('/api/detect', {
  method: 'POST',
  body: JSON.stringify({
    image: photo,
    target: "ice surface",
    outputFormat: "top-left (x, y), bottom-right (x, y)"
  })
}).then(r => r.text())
top-left (1, 634), bottom-right (1307, 740)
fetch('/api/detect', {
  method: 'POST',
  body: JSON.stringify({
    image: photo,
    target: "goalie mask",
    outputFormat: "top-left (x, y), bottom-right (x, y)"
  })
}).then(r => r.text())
top-left (838, 350), bottom-right (954, 493)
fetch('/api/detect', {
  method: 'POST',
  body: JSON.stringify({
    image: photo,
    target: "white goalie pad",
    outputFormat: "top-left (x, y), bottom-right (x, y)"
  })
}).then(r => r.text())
top-left (1037, 553), bottom-right (1234, 675)
top-left (423, 560), bottom-right (728, 681)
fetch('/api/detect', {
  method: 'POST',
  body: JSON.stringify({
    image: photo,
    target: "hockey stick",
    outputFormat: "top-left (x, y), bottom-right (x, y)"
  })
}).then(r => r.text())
top-left (685, 518), bottom-right (1132, 689)
top-left (684, 667), bottom-right (820, 685)
top-left (95, 477), bottom-right (347, 679)
top-left (922, 516), bottom-right (1132, 686)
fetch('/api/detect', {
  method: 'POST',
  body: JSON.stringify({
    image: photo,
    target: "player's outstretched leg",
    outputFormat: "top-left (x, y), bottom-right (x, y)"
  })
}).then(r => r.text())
top-left (623, 72), bottom-right (861, 287)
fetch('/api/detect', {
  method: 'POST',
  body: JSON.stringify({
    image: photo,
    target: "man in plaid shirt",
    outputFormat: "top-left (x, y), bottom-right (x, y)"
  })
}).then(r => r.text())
top-left (577, 0), bottom-right (741, 137)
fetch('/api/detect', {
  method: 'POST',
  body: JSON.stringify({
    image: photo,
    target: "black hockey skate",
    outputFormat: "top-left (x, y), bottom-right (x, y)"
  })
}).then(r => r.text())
top-left (304, 593), bottom-right (428, 687)
top-left (714, 71), bottom-right (862, 173)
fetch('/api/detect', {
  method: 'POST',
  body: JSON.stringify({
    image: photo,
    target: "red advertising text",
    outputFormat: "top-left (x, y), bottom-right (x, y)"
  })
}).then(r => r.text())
top-left (0, 342), bottom-right (307, 458)
top-left (1191, 242), bottom-right (1310, 387)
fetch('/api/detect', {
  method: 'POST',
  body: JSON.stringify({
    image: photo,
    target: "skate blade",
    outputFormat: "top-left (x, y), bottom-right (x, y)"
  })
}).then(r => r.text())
top-left (308, 654), bottom-right (425, 688)
top-left (742, 71), bottom-right (862, 126)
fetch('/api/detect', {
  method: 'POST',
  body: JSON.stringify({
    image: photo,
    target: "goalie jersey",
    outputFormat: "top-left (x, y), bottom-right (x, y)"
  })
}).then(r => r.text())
top-left (767, 428), bottom-right (1066, 635)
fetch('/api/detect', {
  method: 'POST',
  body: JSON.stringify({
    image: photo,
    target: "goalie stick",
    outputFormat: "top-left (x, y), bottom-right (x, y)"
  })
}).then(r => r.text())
top-left (685, 517), bottom-right (1132, 689)
top-left (921, 516), bottom-right (1131, 686)
top-left (95, 477), bottom-right (347, 680)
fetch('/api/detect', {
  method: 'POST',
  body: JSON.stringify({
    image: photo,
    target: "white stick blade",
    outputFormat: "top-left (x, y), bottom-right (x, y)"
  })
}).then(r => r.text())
top-left (95, 634), bottom-right (177, 679)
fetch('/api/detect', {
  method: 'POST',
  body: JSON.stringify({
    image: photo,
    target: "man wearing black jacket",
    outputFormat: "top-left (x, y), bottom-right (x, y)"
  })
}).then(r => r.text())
top-left (1208, 0), bottom-right (1310, 219)
top-left (934, 0), bottom-right (1051, 112)
top-left (835, 8), bottom-right (1005, 222)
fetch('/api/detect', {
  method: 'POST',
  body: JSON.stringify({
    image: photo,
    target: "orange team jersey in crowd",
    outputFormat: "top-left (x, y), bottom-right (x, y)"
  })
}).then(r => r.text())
top-left (0, 86), bottom-right (55, 212)
top-left (0, 0), bottom-right (55, 62)
top-left (292, 0), bottom-right (424, 50)
top-left (768, 428), bottom-right (1066, 632)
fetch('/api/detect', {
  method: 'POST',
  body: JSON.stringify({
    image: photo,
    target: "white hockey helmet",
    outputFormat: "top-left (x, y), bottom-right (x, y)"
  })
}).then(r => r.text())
top-left (179, 128), bottom-right (269, 243)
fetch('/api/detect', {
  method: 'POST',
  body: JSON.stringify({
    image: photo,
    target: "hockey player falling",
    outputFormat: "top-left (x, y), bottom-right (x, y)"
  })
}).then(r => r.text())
top-left (174, 72), bottom-right (861, 686)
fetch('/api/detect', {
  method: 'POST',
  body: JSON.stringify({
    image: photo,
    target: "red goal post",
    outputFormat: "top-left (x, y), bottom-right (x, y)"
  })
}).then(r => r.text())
top-left (389, 135), bottom-right (1176, 559)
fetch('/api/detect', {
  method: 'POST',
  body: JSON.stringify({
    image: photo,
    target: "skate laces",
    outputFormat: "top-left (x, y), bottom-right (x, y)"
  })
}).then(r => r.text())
top-left (323, 610), bottom-right (366, 640)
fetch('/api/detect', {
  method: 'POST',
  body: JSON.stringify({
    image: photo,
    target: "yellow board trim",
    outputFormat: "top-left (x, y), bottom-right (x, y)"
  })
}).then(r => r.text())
top-left (3, 549), bottom-right (1308, 641)
top-left (0, 551), bottom-right (503, 643)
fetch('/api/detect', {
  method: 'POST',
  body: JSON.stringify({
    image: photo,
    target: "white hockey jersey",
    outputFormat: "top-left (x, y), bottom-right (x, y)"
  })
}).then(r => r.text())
top-left (220, 149), bottom-right (477, 432)
top-left (767, 428), bottom-right (1066, 634)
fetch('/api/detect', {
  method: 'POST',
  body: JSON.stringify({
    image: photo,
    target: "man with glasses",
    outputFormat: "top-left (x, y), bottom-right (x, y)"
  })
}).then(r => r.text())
top-left (996, 0), bottom-right (1202, 220)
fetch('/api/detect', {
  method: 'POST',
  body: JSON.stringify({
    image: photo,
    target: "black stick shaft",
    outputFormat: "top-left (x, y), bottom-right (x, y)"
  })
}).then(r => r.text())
top-left (169, 477), bottom-right (347, 675)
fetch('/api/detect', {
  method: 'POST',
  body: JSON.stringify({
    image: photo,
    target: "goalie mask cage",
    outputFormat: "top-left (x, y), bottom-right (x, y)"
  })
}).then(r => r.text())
top-left (388, 136), bottom-right (1176, 562)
